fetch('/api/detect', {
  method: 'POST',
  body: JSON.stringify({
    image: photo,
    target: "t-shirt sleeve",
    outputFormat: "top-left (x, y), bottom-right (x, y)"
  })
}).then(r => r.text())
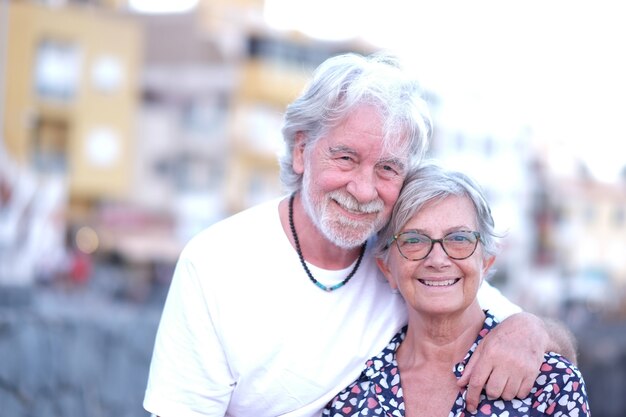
top-left (143, 256), bottom-right (234, 417)
top-left (477, 279), bottom-right (522, 322)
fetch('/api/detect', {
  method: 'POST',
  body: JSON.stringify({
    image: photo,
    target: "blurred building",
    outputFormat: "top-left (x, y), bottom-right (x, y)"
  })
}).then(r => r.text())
top-left (0, 0), bottom-right (376, 291)
top-left (534, 161), bottom-right (626, 313)
top-left (1, 0), bottom-right (142, 287)
top-left (3, 0), bottom-right (626, 314)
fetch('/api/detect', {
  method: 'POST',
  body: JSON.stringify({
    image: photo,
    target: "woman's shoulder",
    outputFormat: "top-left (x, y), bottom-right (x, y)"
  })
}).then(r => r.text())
top-left (539, 351), bottom-right (585, 384)
top-left (532, 352), bottom-right (588, 413)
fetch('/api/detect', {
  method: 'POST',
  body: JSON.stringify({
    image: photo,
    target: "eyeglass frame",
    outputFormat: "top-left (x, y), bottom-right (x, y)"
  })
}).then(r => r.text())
top-left (385, 230), bottom-right (482, 261)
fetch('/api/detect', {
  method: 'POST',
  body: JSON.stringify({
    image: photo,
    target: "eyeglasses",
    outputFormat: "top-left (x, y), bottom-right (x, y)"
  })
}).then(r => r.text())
top-left (387, 230), bottom-right (482, 261)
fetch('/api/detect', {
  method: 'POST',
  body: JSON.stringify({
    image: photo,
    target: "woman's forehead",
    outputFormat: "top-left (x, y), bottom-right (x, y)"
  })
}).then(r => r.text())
top-left (406, 195), bottom-right (477, 227)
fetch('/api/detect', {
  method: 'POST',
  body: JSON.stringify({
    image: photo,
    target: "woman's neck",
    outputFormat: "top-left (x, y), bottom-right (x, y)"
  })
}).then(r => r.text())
top-left (397, 303), bottom-right (486, 369)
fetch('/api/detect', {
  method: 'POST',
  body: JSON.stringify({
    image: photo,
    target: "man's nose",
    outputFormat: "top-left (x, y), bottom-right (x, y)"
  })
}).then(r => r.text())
top-left (346, 168), bottom-right (378, 202)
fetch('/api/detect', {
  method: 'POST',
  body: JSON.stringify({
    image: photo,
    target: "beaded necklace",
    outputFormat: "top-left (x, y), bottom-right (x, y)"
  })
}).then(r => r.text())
top-left (288, 192), bottom-right (366, 292)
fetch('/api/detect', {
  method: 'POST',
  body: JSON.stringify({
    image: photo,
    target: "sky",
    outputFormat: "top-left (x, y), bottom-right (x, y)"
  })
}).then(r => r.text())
top-left (264, 0), bottom-right (626, 183)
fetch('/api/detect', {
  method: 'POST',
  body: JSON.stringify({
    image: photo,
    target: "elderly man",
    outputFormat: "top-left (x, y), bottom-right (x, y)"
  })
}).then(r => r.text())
top-left (144, 52), bottom-right (576, 417)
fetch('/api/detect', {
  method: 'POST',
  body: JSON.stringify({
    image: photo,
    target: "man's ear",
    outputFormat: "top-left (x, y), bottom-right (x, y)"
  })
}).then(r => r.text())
top-left (293, 132), bottom-right (306, 175)
top-left (376, 257), bottom-right (398, 290)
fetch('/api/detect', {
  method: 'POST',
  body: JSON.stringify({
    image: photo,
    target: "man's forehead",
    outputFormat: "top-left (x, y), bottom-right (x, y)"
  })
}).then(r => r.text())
top-left (328, 143), bottom-right (407, 162)
top-left (380, 137), bottom-right (412, 164)
top-left (324, 147), bottom-right (407, 178)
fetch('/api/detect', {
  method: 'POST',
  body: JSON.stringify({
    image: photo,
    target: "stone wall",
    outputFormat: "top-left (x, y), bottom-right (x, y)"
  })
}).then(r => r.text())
top-left (0, 287), bottom-right (161, 417)
top-left (575, 319), bottom-right (626, 417)
top-left (1, 284), bottom-right (625, 417)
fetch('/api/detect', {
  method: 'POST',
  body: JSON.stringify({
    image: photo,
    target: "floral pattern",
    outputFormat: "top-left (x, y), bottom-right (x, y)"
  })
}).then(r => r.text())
top-left (323, 312), bottom-right (590, 417)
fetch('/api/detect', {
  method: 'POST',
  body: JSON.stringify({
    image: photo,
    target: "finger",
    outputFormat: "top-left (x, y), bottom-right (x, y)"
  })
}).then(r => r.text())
top-left (464, 366), bottom-right (492, 412)
top-left (457, 346), bottom-right (481, 387)
top-left (464, 380), bottom-right (481, 413)
top-left (500, 375), bottom-right (522, 401)
top-left (506, 352), bottom-right (542, 399)
top-left (484, 370), bottom-right (507, 400)
top-left (516, 374), bottom-right (536, 399)
top-left (458, 346), bottom-right (487, 413)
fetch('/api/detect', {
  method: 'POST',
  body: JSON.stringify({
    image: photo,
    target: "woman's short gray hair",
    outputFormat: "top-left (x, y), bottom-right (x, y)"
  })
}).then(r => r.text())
top-left (375, 162), bottom-right (501, 264)
top-left (279, 52), bottom-right (432, 192)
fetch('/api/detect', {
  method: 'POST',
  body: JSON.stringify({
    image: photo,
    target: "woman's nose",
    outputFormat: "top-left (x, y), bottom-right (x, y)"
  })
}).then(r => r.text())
top-left (423, 240), bottom-right (452, 267)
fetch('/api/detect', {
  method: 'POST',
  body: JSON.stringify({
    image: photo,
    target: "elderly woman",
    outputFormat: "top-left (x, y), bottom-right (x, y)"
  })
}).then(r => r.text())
top-left (323, 163), bottom-right (589, 416)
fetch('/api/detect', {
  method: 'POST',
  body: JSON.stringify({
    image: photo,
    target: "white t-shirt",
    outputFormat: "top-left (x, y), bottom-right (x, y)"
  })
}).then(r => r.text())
top-left (143, 197), bottom-right (521, 417)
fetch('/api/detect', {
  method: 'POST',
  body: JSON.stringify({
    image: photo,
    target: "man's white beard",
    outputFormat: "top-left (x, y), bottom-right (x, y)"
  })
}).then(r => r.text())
top-left (300, 171), bottom-right (385, 249)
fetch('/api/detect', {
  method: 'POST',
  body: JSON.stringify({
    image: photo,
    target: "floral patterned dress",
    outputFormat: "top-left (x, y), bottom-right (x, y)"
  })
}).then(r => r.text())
top-left (323, 311), bottom-right (590, 417)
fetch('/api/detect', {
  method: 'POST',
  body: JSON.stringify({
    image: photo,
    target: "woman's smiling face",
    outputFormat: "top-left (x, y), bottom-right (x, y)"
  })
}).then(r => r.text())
top-left (377, 194), bottom-right (495, 317)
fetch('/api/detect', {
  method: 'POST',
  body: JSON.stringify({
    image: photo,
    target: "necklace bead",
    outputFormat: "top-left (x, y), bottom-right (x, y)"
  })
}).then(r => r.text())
top-left (288, 192), bottom-right (366, 292)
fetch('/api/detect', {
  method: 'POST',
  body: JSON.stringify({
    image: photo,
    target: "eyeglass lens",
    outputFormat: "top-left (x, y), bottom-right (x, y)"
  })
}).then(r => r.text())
top-left (396, 231), bottom-right (479, 260)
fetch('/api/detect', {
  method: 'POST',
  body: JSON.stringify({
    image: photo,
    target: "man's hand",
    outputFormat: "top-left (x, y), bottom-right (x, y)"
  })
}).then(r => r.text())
top-left (457, 312), bottom-right (553, 413)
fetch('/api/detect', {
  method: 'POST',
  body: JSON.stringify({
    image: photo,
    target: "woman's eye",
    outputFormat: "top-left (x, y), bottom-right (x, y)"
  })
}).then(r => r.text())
top-left (447, 233), bottom-right (473, 243)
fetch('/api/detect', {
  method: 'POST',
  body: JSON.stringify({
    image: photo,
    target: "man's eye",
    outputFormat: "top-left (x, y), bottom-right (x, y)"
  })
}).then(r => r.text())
top-left (379, 164), bottom-right (400, 177)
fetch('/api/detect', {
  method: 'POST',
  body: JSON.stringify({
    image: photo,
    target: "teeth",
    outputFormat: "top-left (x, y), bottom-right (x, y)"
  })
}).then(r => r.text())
top-left (342, 206), bottom-right (363, 214)
top-left (420, 279), bottom-right (457, 287)
top-left (332, 196), bottom-right (382, 214)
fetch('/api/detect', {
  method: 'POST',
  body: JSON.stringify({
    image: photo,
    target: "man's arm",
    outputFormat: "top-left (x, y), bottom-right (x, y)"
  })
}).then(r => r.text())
top-left (544, 317), bottom-right (577, 363)
top-left (457, 312), bottom-right (577, 413)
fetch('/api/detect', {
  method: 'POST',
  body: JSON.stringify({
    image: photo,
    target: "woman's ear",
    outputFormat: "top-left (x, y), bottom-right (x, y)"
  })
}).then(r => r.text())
top-left (293, 132), bottom-right (306, 175)
top-left (482, 256), bottom-right (496, 275)
top-left (376, 257), bottom-right (398, 290)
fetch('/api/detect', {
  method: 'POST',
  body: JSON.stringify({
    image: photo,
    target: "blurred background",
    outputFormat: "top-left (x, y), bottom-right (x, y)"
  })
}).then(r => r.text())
top-left (0, 0), bottom-right (625, 416)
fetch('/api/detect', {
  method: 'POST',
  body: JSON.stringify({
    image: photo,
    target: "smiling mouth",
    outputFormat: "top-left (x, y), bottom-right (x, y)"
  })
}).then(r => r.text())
top-left (333, 202), bottom-right (375, 220)
top-left (332, 196), bottom-right (382, 215)
top-left (418, 279), bottom-right (460, 287)
top-left (338, 204), bottom-right (363, 215)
